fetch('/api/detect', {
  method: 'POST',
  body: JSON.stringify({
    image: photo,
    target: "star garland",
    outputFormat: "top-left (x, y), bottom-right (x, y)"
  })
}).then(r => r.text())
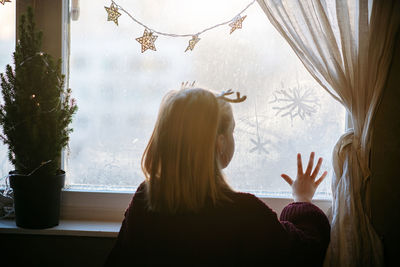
top-left (104, 2), bottom-right (121, 26)
top-left (104, 0), bottom-right (256, 53)
top-left (185, 35), bottom-right (201, 52)
top-left (229, 15), bottom-right (247, 34)
top-left (0, 0), bottom-right (11, 5)
top-left (136, 29), bottom-right (158, 53)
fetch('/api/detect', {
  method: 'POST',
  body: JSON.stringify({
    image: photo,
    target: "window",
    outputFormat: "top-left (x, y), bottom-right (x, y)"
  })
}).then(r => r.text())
top-left (67, 0), bottom-right (345, 199)
top-left (0, 1), bottom-right (15, 187)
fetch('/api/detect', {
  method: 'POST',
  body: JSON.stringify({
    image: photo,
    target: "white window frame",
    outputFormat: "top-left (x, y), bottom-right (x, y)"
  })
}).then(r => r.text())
top-left (10, 0), bottom-right (335, 223)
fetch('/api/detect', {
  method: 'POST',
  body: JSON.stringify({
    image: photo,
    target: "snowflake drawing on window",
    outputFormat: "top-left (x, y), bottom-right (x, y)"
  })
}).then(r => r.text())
top-left (270, 81), bottom-right (319, 123)
top-left (235, 100), bottom-right (273, 156)
top-left (250, 134), bottom-right (270, 154)
top-left (249, 103), bottom-right (270, 155)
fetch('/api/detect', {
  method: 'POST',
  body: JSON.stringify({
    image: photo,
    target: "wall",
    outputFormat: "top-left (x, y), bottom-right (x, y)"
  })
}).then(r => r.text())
top-left (0, 3), bottom-right (117, 267)
top-left (0, 233), bottom-right (115, 267)
top-left (371, 30), bottom-right (400, 266)
top-left (16, 0), bottom-right (63, 60)
top-left (4, 1), bottom-right (400, 266)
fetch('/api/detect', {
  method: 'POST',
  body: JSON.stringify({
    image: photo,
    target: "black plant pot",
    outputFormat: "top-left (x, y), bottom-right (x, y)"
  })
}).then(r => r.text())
top-left (9, 170), bottom-right (65, 229)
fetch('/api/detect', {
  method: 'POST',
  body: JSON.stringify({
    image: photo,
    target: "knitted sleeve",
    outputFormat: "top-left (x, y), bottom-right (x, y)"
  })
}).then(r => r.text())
top-left (280, 202), bottom-right (331, 267)
top-left (237, 194), bottom-right (330, 266)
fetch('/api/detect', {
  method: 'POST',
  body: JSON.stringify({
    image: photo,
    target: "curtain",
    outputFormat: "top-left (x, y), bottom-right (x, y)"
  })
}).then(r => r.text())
top-left (256, 0), bottom-right (400, 266)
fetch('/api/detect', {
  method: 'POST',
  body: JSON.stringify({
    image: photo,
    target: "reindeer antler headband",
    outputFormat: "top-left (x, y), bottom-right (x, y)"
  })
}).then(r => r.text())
top-left (217, 89), bottom-right (246, 103)
top-left (181, 81), bottom-right (247, 103)
top-left (181, 81), bottom-right (196, 89)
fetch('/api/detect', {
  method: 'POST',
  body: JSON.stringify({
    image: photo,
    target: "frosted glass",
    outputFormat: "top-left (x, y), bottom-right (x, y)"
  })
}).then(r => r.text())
top-left (0, 2), bottom-right (15, 187)
top-left (67, 0), bottom-right (345, 198)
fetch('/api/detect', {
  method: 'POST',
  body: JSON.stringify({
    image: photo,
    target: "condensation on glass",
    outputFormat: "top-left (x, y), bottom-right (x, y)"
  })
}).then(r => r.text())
top-left (67, 0), bottom-right (345, 198)
top-left (0, 2), bottom-right (15, 187)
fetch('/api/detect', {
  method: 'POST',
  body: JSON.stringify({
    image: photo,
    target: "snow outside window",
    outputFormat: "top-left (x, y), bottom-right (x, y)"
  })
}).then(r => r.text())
top-left (0, 0), bottom-right (344, 200)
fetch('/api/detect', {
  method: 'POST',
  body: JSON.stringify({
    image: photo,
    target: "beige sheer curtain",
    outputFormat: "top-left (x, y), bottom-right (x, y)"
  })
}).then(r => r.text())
top-left (256, 0), bottom-right (400, 266)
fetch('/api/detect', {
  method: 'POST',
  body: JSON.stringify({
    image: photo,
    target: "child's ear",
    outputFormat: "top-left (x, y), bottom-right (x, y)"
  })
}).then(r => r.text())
top-left (216, 134), bottom-right (226, 153)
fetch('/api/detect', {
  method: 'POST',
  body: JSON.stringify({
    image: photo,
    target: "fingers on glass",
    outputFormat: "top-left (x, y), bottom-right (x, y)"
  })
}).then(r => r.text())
top-left (281, 174), bottom-right (293, 185)
top-left (315, 171), bottom-right (328, 186)
top-left (305, 152), bottom-right (315, 175)
top-left (297, 153), bottom-right (303, 175)
top-left (311, 157), bottom-right (323, 179)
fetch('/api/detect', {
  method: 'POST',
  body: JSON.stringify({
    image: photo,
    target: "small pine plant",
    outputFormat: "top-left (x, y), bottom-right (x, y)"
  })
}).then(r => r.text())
top-left (0, 7), bottom-right (77, 176)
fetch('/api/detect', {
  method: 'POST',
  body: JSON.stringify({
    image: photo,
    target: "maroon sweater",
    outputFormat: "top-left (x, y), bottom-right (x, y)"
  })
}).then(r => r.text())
top-left (105, 184), bottom-right (330, 266)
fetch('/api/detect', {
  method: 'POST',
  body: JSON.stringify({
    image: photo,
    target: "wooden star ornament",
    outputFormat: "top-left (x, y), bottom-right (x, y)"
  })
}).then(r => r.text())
top-left (105, 3), bottom-right (121, 26)
top-left (0, 0), bottom-right (11, 5)
top-left (185, 35), bottom-right (201, 52)
top-left (136, 29), bottom-right (158, 53)
top-left (229, 15), bottom-right (247, 34)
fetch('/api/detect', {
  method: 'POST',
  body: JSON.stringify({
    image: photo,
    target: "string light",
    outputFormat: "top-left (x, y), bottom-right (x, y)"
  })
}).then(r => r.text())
top-left (17, 52), bottom-right (63, 83)
top-left (106, 0), bottom-right (256, 53)
top-left (3, 53), bottom-right (74, 132)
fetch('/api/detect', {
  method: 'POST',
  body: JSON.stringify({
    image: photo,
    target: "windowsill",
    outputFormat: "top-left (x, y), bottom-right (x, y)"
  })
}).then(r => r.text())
top-left (0, 219), bottom-right (120, 238)
top-left (59, 189), bottom-right (332, 221)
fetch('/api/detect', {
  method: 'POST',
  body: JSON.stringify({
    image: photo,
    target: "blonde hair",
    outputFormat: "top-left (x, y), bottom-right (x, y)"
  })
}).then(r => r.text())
top-left (141, 88), bottom-right (233, 214)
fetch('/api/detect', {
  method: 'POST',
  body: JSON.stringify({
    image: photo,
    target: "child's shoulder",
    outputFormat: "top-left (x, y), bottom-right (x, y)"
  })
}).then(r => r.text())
top-left (136, 181), bottom-right (147, 192)
top-left (230, 191), bottom-right (275, 214)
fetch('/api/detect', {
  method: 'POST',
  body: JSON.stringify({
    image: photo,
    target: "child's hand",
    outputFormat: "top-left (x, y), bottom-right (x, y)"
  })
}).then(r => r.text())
top-left (281, 152), bottom-right (327, 203)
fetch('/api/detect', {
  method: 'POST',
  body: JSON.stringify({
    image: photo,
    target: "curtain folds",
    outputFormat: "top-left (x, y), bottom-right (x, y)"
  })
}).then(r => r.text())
top-left (256, 0), bottom-right (400, 265)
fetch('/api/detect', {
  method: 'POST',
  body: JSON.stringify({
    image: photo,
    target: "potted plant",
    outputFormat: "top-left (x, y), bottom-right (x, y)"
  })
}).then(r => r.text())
top-left (0, 8), bottom-right (77, 229)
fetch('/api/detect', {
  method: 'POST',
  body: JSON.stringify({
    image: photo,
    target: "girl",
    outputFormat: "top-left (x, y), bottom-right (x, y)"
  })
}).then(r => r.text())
top-left (105, 88), bottom-right (330, 266)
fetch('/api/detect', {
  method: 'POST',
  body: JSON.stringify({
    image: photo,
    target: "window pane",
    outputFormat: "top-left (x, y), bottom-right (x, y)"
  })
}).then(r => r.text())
top-left (67, 0), bottom-right (345, 198)
top-left (0, 2), bottom-right (15, 187)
